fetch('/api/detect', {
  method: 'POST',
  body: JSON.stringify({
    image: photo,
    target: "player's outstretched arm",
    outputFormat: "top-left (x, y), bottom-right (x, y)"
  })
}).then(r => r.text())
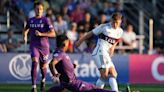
top-left (49, 59), bottom-right (60, 77)
top-left (75, 31), bottom-right (93, 47)
top-left (23, 28), bottom-right (29, 44)
top-left (49, 59), bottom-right (60, 84)
top-left (109, 41), bottom-right (119, 57)
top-left (35, 29), bottom-right (56, 37)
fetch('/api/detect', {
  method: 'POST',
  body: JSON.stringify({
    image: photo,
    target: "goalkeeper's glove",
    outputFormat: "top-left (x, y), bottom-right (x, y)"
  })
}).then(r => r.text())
top-left (52, 74), bottom-right (60, 86)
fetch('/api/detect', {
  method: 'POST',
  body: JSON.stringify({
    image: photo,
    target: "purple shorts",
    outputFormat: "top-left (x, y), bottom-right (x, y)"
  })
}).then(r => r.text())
top-left (30, 46), bottom-right (49, 63)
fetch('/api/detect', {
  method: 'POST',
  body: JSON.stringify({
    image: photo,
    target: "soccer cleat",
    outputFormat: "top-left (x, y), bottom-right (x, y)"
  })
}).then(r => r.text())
top-left (31, 88), bottom-right (37, 92)
top-left (40, 81), bottom-right (46, 92)
top-left (126, 85), bottom-right (131, 92)
top-left (121, 85), bottom-right (131, 92)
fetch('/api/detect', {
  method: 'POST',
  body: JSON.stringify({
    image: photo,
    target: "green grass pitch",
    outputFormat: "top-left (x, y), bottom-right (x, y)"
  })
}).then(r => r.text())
top-left (0, 83), bottom-right (164, 92)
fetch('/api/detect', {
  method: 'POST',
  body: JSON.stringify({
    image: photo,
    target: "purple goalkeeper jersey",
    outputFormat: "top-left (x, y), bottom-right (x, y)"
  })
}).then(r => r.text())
top-left (53, 48), bottom-right (76, 83)
top-left (25, 16), bottom-right (53, 48)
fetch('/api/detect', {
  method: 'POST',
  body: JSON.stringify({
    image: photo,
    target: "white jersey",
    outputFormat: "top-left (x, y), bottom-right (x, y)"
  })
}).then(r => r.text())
top-left (92, 23), bottom-right (123, 56)
top-left (91, 23), bottom-right (123, 68)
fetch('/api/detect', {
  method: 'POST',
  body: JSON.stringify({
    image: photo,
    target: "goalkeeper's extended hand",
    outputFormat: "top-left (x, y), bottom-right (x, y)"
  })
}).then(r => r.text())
top-left (52, 74), bottom-right (60, 86)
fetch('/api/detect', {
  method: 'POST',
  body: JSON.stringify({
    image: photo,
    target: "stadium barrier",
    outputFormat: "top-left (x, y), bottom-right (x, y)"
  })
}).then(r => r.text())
top-left (0, 53), bottom-right (163, 84)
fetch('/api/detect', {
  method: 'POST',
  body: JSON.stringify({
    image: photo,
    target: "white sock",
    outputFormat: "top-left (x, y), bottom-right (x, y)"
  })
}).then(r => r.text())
top-left (109, 77), bottom-right (118, 91)
top-left (96, 78), bottom-right (105, 88)
top-left (32, 85), bottom-right (36, 88)
top-left (42, 78), bottom-right (45, 82)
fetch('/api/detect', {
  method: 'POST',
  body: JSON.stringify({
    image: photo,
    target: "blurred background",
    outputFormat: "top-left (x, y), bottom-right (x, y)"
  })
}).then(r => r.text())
top-left (0, 0), bottom-right (164, 54)
top-left (0, 0), bottom-right (164, 92)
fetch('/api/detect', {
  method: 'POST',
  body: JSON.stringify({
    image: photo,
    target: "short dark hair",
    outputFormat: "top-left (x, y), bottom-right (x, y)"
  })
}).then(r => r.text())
top-left (56, 34), bottom-right (68, 48)
top-left (34, 1), bottom-right (44, 8)
top-left (111, 12), bottom-right (122, 21)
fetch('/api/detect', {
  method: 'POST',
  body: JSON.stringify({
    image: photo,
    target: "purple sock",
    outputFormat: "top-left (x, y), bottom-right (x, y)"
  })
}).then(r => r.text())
top-left (31, 61), bottom-right (38, 85)
top-left (39, 55), bottom-right (48, 82)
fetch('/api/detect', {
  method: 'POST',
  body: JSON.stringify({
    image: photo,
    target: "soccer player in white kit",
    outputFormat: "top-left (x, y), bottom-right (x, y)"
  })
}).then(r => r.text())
top-left (76, 12), bottom-right (123, 92)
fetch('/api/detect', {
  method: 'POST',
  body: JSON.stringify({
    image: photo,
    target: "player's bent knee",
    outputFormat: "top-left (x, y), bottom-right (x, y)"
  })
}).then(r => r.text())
top-left (100, 72), bottom-right (109, 79)
top-left (32, 57), bottom-right (39, 62)
top-left (99, 69), bottom-right (109, 79)
top-left (109, 68), bottom-right (117, 78)
top-left (42, 63), bottom-right (47, 69)
top-left (109, 69), bottom-right (117, 78)
top-left (110, 72), bottom-right (117, 78)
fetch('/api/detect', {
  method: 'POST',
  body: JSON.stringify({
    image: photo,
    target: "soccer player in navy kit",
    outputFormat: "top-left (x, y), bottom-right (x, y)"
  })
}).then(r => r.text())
top-left (23, 2), bottom-right (56, 92)
top-left (47, 35), bottom-right (114, 92)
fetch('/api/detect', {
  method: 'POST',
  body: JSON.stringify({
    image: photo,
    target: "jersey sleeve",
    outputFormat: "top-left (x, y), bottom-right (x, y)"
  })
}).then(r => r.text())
top-left (117, 29), bottom-right (124, 42)
top-left (25, 19), bottom-right (30, 29)
top-left (92, 24), bottom-right (104, 35)
top-left (53, 52), bottom-right (63, 61)
top-left (45, 18), bottom-right (54, 31)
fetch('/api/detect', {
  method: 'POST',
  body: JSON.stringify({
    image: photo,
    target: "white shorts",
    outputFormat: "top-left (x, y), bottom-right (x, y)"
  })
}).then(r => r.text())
top-left (92, 52), bottom-right (114, 69)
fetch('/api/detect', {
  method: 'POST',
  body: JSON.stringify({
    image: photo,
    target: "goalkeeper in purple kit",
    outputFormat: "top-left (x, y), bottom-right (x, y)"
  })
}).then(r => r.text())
top-left (23, 2), bottom-right (56, 92)
top-left (47, 34), bottom-right (114, 92)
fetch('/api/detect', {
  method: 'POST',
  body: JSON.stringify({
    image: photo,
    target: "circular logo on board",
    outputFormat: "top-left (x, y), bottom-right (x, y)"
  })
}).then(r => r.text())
top-left (9, 54), bottom-right (31, 80)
